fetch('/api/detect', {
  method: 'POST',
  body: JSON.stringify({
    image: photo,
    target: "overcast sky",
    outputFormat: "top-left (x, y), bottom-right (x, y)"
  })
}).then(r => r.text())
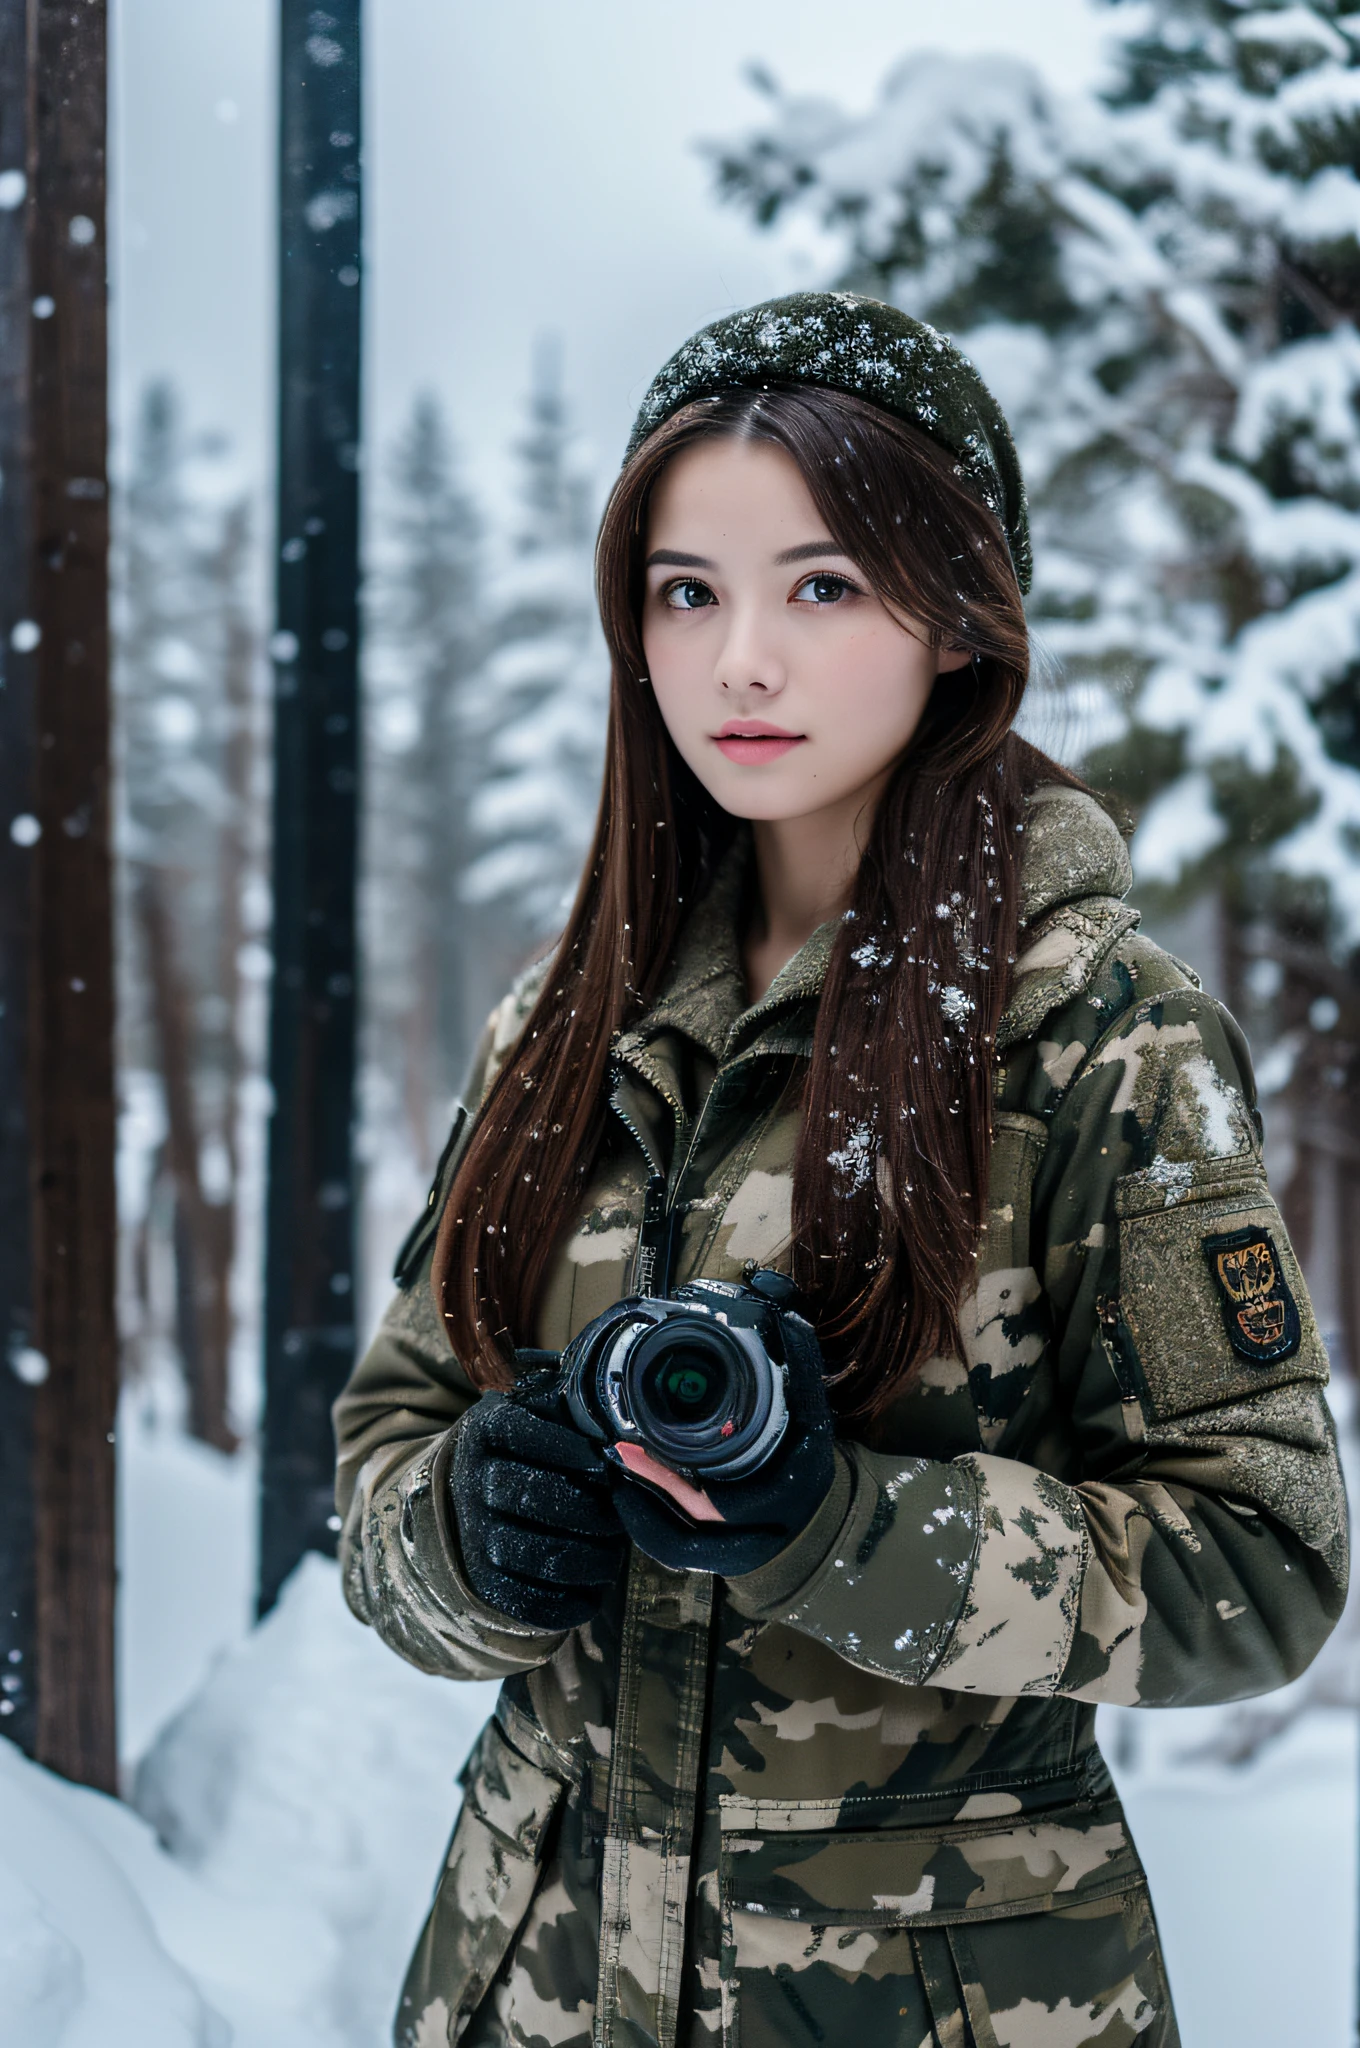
top-left (113, 0), bottom-right (1112, 515)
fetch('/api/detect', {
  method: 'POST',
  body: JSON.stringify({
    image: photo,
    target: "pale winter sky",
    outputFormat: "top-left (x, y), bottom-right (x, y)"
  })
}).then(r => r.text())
top-left (112, 0), bottom-right (1112, 514)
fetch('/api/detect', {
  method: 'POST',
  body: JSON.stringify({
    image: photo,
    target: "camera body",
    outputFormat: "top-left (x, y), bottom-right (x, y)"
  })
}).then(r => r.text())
top-left (553, 1270), bottom-right (803, 1483)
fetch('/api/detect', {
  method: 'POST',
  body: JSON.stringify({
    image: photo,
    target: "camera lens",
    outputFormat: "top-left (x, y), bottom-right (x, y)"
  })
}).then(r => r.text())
top-left (623, 1315), bottom-right (777, 1476)
top-left (644, 1337), bottom-right (729, 1428)
top-left (561, 1288), bottom-right (793, 1485)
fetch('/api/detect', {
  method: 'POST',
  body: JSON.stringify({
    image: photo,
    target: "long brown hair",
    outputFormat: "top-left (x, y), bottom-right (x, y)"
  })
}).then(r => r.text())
top-left (436, 384), bottom-right (1068, 1420)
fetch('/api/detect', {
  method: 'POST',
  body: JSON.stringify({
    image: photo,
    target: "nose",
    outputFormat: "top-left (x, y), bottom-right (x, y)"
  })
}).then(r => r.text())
top-left (714, 599), bottom-right (787, 697)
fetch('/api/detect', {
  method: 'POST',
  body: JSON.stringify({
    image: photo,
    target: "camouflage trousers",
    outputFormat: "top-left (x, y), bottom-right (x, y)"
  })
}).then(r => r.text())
top-left (414, 1728), bottom-right (1180, 2048)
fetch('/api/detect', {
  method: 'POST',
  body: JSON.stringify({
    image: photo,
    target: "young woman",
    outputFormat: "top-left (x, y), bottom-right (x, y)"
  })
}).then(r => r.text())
top-left (335, 294), bottom-right (1347, 2048)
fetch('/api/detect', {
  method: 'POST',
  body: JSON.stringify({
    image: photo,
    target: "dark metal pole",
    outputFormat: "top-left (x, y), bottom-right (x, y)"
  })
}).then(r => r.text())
top-left (0, 0), bottom-right (117, 1788)
top-left (259, 1), bottom-right (363, 1614)
top-left (0, 0), bottom-right (39, 1768)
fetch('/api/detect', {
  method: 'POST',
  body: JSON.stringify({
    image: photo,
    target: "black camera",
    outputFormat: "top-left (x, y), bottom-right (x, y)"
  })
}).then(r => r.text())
top-left (548, 1270), bottom-right (804, 1483)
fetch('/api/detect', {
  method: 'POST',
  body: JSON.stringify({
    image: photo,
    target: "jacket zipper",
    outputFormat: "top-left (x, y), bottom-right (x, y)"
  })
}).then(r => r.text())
top-left (612, 1035), bottom-right (801, 1299)
top-left (611, 1049), bottom-right (728, 1298)
top-left (605, 1035), bottom-right (801, 2036)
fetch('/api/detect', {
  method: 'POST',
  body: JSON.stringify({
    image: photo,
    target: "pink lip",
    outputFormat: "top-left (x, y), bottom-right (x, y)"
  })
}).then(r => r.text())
top-left (712, 723), bottom-right (806, 765)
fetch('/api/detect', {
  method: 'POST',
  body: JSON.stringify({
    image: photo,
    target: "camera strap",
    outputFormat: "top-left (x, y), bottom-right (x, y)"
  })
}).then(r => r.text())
top-left (632, 1172), bottom-right (676, 1300)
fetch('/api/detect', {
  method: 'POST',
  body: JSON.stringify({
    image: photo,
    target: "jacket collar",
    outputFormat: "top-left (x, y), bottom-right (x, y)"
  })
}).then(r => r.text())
top-left (618, 785), bottom-right (1136, 1068)
top-left (1000, 786), bottom-right (1138, 1050)
top-left (622, 834), bottom-right (751, 1062)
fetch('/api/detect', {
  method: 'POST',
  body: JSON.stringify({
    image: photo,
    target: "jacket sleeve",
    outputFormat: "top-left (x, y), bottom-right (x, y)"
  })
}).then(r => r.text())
top-left (332, 998), bottom-right (565, 1682)
top-left (728, 988), bottom-right (1349, 1707)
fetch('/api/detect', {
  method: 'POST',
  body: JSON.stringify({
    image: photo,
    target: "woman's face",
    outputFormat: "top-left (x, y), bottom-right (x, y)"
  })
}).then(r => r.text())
top-left (641, 436), bottom-right (970, 828)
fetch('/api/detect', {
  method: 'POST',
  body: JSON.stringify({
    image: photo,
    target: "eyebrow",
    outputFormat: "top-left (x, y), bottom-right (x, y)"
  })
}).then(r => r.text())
top-left (644, 540), bottom-right (853, 571)
top-left (774, 540), bottom-right (853, 565)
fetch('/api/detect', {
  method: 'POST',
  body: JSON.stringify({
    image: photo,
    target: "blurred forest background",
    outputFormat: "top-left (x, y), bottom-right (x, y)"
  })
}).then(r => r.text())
top-left (66, 1), bottom-right (1360, 2042)
top-left (119, 0), bottom-right (1360, 1447)
top-left (116, 349), bottom-right (606, 1445)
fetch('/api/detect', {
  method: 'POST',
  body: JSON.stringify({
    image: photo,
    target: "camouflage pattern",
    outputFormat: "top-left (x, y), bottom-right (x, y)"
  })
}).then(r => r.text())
top-left (334, 785), bottom-right (1348, 2048)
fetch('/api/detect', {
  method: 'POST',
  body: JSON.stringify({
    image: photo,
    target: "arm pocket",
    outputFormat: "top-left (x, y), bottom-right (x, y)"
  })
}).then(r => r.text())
top-left (397, 1715), bottom-right (570, 2046)
top-left (1113, 1154), bottom-right (1327, 1425)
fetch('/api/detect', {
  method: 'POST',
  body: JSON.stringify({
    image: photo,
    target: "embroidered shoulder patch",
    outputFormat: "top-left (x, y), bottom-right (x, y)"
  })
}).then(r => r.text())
top-left (1202, 1226), bottom-right (1300, 1365)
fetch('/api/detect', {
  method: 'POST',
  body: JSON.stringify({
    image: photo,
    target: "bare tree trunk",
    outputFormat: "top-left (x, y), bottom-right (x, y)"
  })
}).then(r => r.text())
top-left (205, 504), bottom-right (256, 1435)
top-left (136, 869), bottom-right (237, 1451)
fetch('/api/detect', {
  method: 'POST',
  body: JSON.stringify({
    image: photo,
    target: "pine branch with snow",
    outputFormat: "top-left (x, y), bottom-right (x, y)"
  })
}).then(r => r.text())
top-left (364, 392), bottom-right (487, 1157)
top-left (710, 10), bottom-right (1360, 951)
top-left (459, 344), bottom-right (608, 959)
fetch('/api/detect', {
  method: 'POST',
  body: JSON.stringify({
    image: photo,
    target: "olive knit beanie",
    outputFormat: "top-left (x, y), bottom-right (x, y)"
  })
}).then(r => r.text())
top-left (626, 291), bottom-right (1031, 594)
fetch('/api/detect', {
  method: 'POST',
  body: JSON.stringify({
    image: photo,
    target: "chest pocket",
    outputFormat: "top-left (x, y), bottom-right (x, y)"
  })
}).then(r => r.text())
top-left (717, 1789), bottom-right (1167, 2048)
top-left (963, 1111), bottom-right (1051, 1451)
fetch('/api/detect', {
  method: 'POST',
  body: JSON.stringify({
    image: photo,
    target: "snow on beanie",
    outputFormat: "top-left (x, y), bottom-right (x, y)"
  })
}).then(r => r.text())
top-left (626, 291), bottom-right (1031, 594)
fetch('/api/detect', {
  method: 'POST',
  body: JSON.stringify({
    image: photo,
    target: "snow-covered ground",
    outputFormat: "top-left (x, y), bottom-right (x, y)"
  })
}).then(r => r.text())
top-left (2, 1397), bottom-right (1354, 2045)
top-left (116, 1412), bottom-right (260, 1767)
top-left (4, 1464), bottom-right (496, 2047)
top-left (1, 1559), bottom-right (496, 2047)
top-left (0, 1394), bottom-right (496, 2047)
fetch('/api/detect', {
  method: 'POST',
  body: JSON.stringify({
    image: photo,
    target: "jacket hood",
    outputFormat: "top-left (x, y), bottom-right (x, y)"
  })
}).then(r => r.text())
top-left (1001, 785), bottom-right (1137, 1051)
top-left (1018, 784), bottom-right (1132, 930)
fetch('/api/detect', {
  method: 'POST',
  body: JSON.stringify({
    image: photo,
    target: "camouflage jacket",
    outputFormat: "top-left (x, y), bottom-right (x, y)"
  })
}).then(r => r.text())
top-left (334, 786), bottom-right (1347, 2048)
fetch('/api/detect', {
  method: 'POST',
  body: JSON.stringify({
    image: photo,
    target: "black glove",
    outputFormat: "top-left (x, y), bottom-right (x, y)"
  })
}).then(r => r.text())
top-left (451, 1381), bottom-right (628, 1632)
top-left (605, 1307), bottom-right (836, 1576)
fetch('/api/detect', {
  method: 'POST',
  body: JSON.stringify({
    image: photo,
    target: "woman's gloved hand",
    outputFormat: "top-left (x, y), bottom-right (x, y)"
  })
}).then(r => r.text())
top-left (450, 1382), bottom-right (628, 1632)
top-left (605, 1307), bottom-right (836, 1576)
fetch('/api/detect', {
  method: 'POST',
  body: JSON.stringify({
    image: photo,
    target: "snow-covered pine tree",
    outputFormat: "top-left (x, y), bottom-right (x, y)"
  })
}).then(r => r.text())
top-left (365, 393), bottom-right (485, 1166)
top-left (713, 6), bottom-right (1360, 1361)
top-left (459, 340), bottom-right (608, 1033)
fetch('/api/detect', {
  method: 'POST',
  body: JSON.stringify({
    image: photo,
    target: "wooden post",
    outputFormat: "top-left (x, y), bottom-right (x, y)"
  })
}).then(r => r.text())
top-left (259, 0), bottom-right (363, 1614)
top-left (0, 0), bottom-right (117, 1788)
